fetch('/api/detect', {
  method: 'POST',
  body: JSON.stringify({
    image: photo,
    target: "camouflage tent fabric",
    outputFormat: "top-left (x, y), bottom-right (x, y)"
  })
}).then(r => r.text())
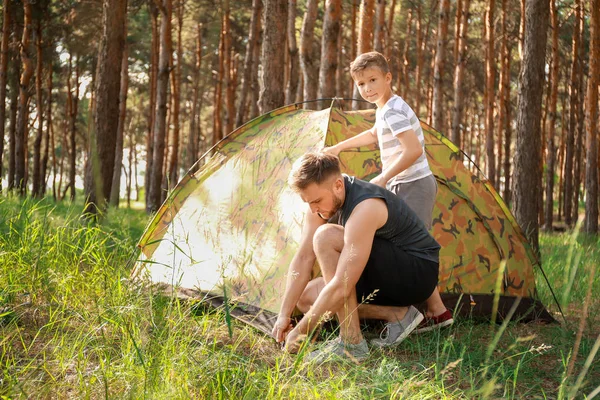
top-left (133, 103), bottom-right (554, 334)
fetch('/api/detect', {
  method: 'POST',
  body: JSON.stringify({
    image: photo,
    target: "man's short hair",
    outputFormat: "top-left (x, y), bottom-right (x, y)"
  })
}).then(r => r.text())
top-left (350, 51), bottom-right (390, 77)
top-left (288, 152), bottom-right (341, 192)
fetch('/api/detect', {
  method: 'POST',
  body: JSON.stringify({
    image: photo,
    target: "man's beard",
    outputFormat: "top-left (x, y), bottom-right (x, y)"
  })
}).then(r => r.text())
top-left (318, 192), bottom-right (343, 220)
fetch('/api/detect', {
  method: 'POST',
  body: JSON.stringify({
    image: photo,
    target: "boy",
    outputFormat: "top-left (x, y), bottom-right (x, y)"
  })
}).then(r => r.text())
top-left (323, 51), bottom-right (453, 334)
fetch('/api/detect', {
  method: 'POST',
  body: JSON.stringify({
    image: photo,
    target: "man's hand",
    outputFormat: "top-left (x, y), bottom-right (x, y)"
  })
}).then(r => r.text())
top-left (370, 174), bottom-right (388, 188)
top-left (321, 146), bottom-right (340, 157)
top-left (272, 315), bottom-right (293, 343)
top-left (283, 326), bottom-right (306, 353)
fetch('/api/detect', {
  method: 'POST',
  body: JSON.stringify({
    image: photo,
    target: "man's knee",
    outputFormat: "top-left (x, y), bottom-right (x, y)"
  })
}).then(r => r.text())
top-left (313, 224), bottom-right (343, 252)
top-left (297, 278), bottom-right (324, 313)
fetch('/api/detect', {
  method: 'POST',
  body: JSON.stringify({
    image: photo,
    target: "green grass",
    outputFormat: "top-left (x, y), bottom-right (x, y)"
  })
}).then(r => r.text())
top-left (0, 195), bottom-right (598, 398)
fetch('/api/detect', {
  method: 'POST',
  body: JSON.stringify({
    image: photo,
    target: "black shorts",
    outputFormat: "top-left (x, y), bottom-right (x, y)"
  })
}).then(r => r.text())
top-left (355, 236), bottom-right (439, 307)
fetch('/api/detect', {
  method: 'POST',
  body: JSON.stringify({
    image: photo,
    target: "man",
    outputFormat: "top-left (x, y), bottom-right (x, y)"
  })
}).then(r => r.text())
top-left (272, 152), bottom-right (441, 362)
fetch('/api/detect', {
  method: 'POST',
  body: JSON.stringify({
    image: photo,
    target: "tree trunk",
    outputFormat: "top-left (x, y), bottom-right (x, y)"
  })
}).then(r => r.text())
top-left (84, 0), bottom-right (127, 215)
top-left (146, 0), bottom-right (172, 213)
top-left (213, 26), bottom-right (224, 143)
top-left (110, 35), bottom-right (129, 207)
top-left (286, 0), bottom-right (300, 104)
top-left (495, 0), bottom-right (507, 188)
top-left (7, 49), bottom-right (19, 191)
top-left (32, 19), bottom-right (44, 197)
top-left (145, 4), bottom-right (159, 206)
top-left (385, 0), bottom-right (397, 61)
top-left (41, 60), bottom-right (52, 197)
top-left (68, 53), bottom-right (80, 201)
top-left (511, 0), bottom-right (549, 255)
top-left (189, 23), bottom-right (202, 164)
top-left (223, 0), bottom-right (235, 135)
top-left (250, 18), bottom-right (262, 119)
top-left (450, 0), bottom-right (470, 146)
top-left (584, 0), bottom-right (599, 233)
top-left (572, 26), bottom-right (585, 226)
top-left (236, 0), bottom-right (261, 126)
top-left (485, 0), bottom-right (496, 188)
top-left (15, 1), bottom-right (34, 195)
top-left (432, 0), bottom-right (450, 131)
top-left (318, 0), bottom-right (342, 109)
top-left (543, 0), bottom-right (559, 231)
top-left (373, 0), bottom-right (385, 53)
top-left (399, 9), bottom-right (413, 101)
top-left (503, 44), bottom-right (512, 204)
top-left (348, 0), bottom-right (358, 99)
top-left (0, 0), bottom-right (10, 192)
top-left (259, 0), bottom-right (288, 114)
top-left (168, 0), bottom-right (182, 190)
top-left (300, 0), bottom-right (319, 109)
top-left (353, 0), bottom-right (375, 109)
top-left (564, 0), bottom-right (581, 226)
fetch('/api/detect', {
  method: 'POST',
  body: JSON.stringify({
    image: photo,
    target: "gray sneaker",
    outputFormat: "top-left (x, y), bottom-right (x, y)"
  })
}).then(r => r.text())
top-left (370, 306), bottom-right (424, 347)
top-left (305, 337), bottom-right (369, 363)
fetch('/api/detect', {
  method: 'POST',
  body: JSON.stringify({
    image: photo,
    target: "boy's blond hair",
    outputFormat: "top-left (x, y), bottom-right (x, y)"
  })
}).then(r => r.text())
top-left (350, 51), bottom-right (391, 77)
top-left (288, 152), bottom-right (341, 192)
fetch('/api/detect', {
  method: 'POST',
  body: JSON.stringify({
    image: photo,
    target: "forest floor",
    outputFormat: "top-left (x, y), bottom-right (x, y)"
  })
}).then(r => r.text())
top-left (0, 195), bottom-right (598, 399)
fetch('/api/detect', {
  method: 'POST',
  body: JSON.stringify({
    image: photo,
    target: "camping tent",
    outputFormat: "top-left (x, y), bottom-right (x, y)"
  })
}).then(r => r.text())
top-left (132, 102), bottom-right (555, 335)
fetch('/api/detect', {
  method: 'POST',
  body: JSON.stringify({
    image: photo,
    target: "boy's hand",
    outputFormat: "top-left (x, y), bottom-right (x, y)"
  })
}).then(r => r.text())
top-left (321, 146), bottom-right (340, 156)
top-left (272, 315), bottom-right (293, 343)
top-left (370, 174), bottom-right (388, 188)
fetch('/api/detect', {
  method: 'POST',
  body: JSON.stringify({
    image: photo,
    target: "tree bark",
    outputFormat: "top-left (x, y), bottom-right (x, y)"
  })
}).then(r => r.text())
top-left (67, 52), bottom-right (80, 201)
top-left (189, 23), bottom-right (202, 164)
top-left (511, 0), bottom-right (549, 255)
top-left (213, 26), bottom-right (224, 143)
top-left (353, 0), bottom-right (375, 109)
top-left (286, 0), bottom-right (300, 105)
top-left (584, 0), bottom-right (599, 233)
top-left (503, 43), bottom-right (512, 204)
top-left (300, 0), bottom-right (319, 109)
top-left (145, 4), bottom-right (159, 206)
top-left (236, 0), bottom-right (262, 126)
top-left (146, 0), bottom-right (172, 213)
top-left (15, 1), bottom-right (34, 195)
top-left (348, 0), bottom-right (358, 99)
top-left (258, 0), bottom-right (288, 114)
top-left (110, 34), bottom-right (129, 207)
top-left (318, 0), bottom-right (342, 109)
top-left (484, 0), bottom-right (496, 188)
top-left (432, 0), bottom-right (450, 131)
top-left (84, 0), bottom-right (127, 215)
top-left (223, 0), bottom-right (235, 135)
top-left (32, 19), bottom-right (44, 198)
top-left (373, 0), bottom-right (385, 53)
top-left (385, 0), bottom-right (397, 61)
top-left (0, 0), bottom-right (10, 192)
top-left (41, 59), bottom-right (52, 197)
top-left (564, 0), bottom-right (581, 226)
top-left (543, 0), bottom-right (559, 231)
top-left (168, 0), bottom-right (183, 190)
top-left (399, 9), bottom-right (413, 101)
top-left (450, 0), bottom-right (470, 145)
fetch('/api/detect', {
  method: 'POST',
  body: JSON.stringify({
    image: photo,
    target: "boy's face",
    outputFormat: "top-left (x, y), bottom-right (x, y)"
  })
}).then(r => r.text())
top-left (353, 67), bottom-right (392, 108)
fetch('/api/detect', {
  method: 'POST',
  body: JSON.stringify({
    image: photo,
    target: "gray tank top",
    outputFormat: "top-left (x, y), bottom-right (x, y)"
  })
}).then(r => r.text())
top-left (331, 175), bottom-right (440, 263)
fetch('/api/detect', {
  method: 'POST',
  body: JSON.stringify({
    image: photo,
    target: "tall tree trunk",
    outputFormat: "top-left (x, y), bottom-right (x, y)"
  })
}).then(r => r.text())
top-left (223, 0), bottom-right (235, 135)
top-left (236, 0), bottom-right (261, 126)
top-left (213, 27), bottom-right (224, 143)
top-left (168, 0), bottom-right (182, 190)
top-left (259, 0), bottom-right (288, 113)
top-left (450, 0), bottom-right (470, 145)
top-left (348, 0), bottom-right (358, 99)
top-left (147, 0), bottom-right (172, 213)
top-left (564, 0), bottom-right (581, 226)
top-left (543, 0), bottom-right (559, 231)
top-left (286, 0), bottom-right (300, 104)
top-left (511, 0), bottom-right (548, 255)
top-left (557, 92), bottom-right (566, 221)
top-left (300, 0), bottom-right (319, 109)
top-left (145, 5), bottom-right (159, 206)
top-left (0, 0), bottom-right (10, 191)
top-left (485, 0), bottom-right (496, 188)
top-left (250, 19), bottom-right (262, 119)
top-left (572, 26), bottom-right (585, 226)
top-left (399, 9), bottom-right (413, 101)
top-left (41, 60), bottom-right (52, 197)
top-left (584, 0), bottom-right (599, 233)
top-left (8, 50), bottom-right (19, 191)
top-left (110, 34), bottom-right (129, 207)
top-left (385, 0), bottom-right (397, 61)
top-left (318, 0), bottom-right (342, 109)
top-left (373, 0), bottom-right (385, 53)
top-left (503, 44), bottom-right (513, 204)
top-left (189, 23), bottom-right (202, 164)
top-left (15, 1), bottom-right (34, 195)
top-left (84, 0), bottom-right (127, 215)
top-left (68, 54), bottom-right (80, 201)
top-left (432, 0), bottom-right (450, 131)
top-left (414, 3), bottom-right (423, 116)
top-left (353, 0), bottom-right (375, 109)
top-left (495, 0), bottom-right (507, 188)
top-left (32, 19), bottom-right (44, 197)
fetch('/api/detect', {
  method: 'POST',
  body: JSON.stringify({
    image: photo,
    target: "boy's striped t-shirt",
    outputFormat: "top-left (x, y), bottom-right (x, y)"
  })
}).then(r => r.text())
top-left (375, 94), bottom-right (433, 185)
